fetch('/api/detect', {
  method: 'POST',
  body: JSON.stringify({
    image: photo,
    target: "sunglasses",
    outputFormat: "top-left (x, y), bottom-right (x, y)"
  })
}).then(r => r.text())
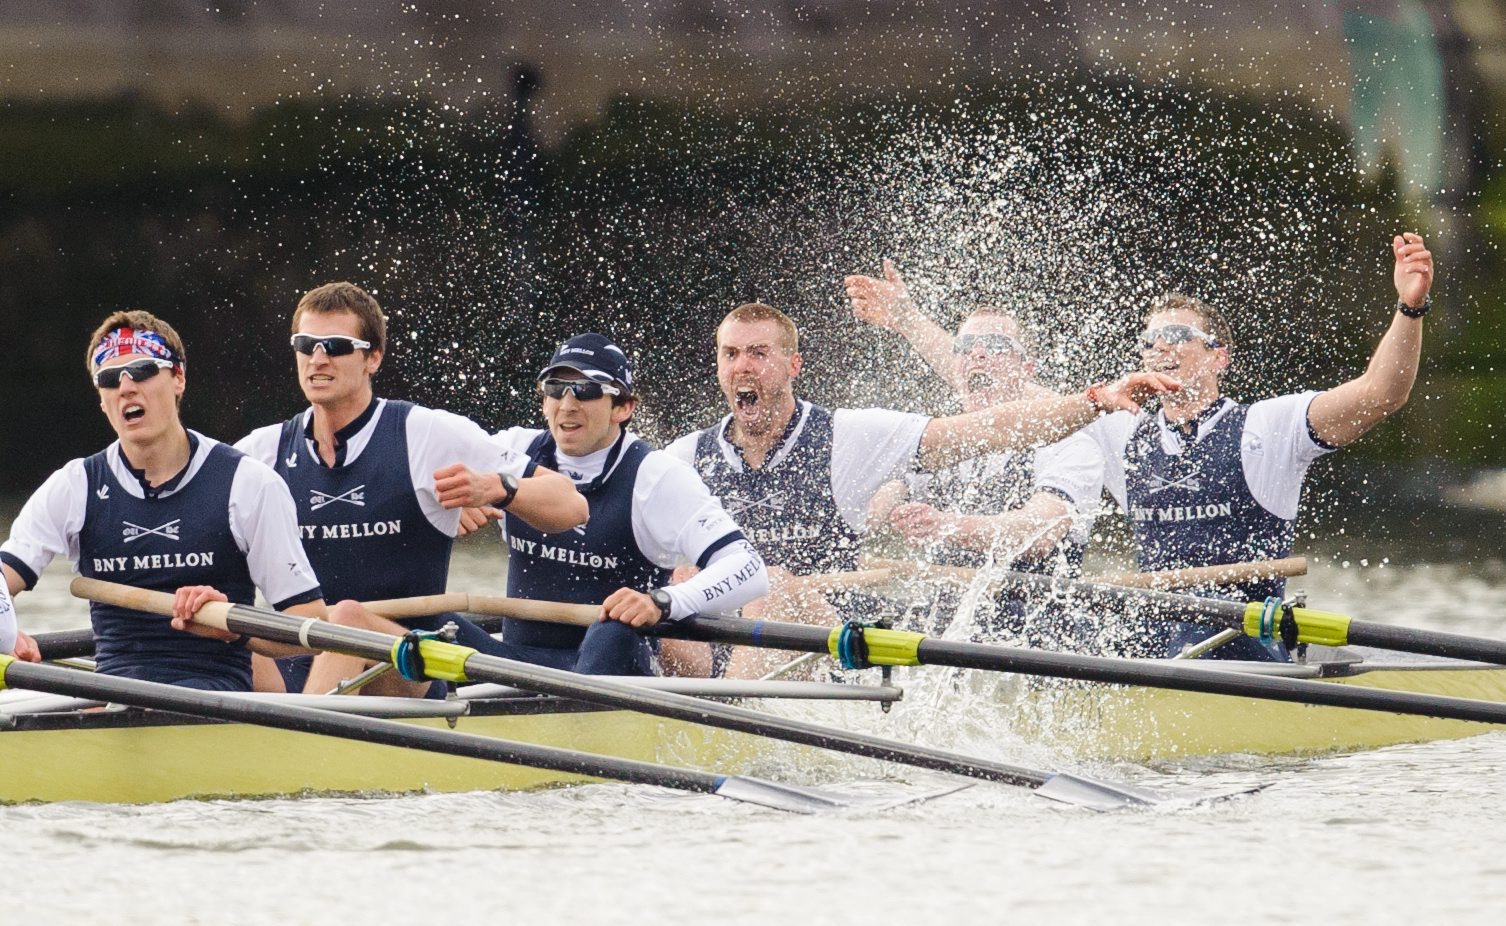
top-left (92, 358), bottom-right (176, 389)
top-left (290, 334), bottom-right (373, 356)
top-left (952, 333), bottom-right (1027, 357)
top-left (540, 378), bottom-right (623, 401)
top-left (1139, 324), bottom-right (1220, 351)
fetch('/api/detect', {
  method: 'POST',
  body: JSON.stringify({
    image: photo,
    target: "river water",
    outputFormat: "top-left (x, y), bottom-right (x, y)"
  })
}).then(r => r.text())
top-left (4, 515), bottom-right (1506, 925)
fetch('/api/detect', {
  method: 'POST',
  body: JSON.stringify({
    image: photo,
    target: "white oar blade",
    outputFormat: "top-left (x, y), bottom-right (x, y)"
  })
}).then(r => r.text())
top-left (713, 777), bottom-right (975, 813)
top-left (1035, 773), bottom-right (1266, 811)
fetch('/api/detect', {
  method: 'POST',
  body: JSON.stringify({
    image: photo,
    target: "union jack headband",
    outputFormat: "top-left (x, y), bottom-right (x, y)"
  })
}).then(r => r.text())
top-left (92, 327), bottom-right (178, 368)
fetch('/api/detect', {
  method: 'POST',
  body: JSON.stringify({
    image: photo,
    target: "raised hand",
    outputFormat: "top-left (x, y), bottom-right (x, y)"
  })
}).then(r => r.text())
top-left (1393, 233), bottom-right (1434, 310)
top-left (844, 258), bottom-right (917, 331)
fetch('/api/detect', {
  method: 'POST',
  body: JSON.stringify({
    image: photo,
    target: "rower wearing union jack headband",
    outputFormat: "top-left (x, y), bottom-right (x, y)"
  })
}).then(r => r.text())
top-left (1082, 233), bottom-right (1435, 660)
top-left (0, 311), bottom-right (326, 689)
top-left (235, 282), bottom-right (586, 696)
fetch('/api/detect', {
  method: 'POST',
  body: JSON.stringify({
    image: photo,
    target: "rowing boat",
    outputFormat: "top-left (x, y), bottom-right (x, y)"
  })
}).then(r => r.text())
top-left (0, 678), bottom-right (900, 805)
top-left (1002, 646), bottom-right (1506, 761)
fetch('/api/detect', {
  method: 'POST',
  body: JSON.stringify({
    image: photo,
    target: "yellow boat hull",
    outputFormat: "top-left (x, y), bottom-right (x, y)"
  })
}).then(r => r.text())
top-left (1017, 663), bottom-right (1506, 761)
top-left (0, 705), bottom-right (776, 804)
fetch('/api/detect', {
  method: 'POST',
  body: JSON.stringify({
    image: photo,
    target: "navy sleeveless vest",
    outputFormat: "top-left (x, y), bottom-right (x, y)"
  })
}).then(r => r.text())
top-left (79, 441), bottom-right (255, 688)
top-left (274, 401), bottom-right (452, 604)
top-left (912, 451), bottom-right (1085, 574)
top-left (692, 403), bottom-right (861, 575)
top-left (1124, 403), bottom-right (1294, 603)
top-left (503, 431), bottom-right (667, 649)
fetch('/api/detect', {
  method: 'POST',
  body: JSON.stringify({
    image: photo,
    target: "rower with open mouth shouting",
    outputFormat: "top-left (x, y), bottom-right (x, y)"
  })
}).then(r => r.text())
top-left (234, 282), bottom-right (587, 696)
top-left (663, 301), bottom-right (1174, 678)
top-left (1, 311), bottom-right (325, 689)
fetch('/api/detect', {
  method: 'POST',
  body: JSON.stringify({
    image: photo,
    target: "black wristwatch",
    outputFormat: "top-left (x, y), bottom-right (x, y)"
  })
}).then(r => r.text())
top-left (650, 588), bottom-right (674, 621)
top-left (497, 472), bottom-right (520, 509)
top-left (1397, 295), bottom-right (1431, 319)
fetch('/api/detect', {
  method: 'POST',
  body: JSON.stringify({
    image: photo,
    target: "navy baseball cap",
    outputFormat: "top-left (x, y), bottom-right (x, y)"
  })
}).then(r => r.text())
top-left (538, 333), bottom-right (634, 391)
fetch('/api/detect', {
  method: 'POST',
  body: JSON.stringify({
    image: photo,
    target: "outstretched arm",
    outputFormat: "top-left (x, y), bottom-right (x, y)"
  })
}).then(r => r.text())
top-left (844, 259), bottom-right (964, 390)
top-left (917, 372), bottom-right (1178, 471)
top-left (1307, 233), bottom-right (1434, 448)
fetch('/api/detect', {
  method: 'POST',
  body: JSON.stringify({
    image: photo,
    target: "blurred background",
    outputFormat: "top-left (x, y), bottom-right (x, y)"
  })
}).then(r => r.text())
top-left (3, 0), bottom-right (1504, 561)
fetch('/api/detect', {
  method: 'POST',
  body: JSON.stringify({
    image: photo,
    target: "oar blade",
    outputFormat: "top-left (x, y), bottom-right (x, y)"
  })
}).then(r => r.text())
top-left (1034, 772), bottom-right (1266, 811)
top-left (712, 776), bottom-right (975, 814)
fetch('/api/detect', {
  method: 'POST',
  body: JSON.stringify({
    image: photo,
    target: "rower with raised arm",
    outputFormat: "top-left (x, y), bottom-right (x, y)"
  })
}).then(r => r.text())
top-left (1082, 233), bottom-right (1435, 660)
top-left (849, 291), bottom-right (1105, 641)
top-left (1, 311), bottom-right (325, 688)
top-left (235, 283), bottom-right (588, 696)
top-left (467, 333), bottom-right (768, 675)
top-left (663, 302), bottom-right (1175, 677)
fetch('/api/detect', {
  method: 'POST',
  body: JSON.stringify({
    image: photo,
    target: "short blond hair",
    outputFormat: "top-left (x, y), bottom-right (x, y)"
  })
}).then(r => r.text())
top-left (718, 302), bottom-right (799, 353)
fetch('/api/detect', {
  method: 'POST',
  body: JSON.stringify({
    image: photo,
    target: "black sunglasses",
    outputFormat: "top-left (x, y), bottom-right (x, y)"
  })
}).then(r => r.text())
top-left (540, 378), bottom-right (622, 401)
top-left (952, 333), bottom-right (1027, 356)
top-left (290, 334), bottom-right (373, 356)
top-left (93, 358), bottom-right (175, 389)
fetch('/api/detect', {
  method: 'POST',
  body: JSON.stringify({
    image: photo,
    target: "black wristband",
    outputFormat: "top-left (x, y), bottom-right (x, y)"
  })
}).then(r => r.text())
top-left (497, 472), bottom-right (520, 509)
top-left (1397, 295), bottom-right (1431, 319)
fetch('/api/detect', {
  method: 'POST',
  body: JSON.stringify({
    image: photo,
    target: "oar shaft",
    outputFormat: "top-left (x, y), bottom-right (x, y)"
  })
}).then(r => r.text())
top-left (1344, 620), bottom-right (1506, 664)
top-left (1093, 557), bottom-right (1308, 589)
top-left (363, 593), bottom-right (597, 626)
top-left (69, 578), bottom-right (1050, 788)
top-left (658, 616), bottom-right (1506, 726)
top-left (0, 657), bottom-right (721, 794)
top-left (32, 628), bottom-right (97, 661)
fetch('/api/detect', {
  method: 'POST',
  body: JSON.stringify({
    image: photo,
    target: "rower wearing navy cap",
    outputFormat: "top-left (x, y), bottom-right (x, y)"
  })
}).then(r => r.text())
top-left (468, 332), bottom-right (768, 675)
top-left (665, 302), bottom-right (1176, 677)
top-left (2, 310), bottom-right (325, 689)
top-left (236, 282), bottom-right (586, 696)
top-left (1083, 233), bottom-right (1436, 660)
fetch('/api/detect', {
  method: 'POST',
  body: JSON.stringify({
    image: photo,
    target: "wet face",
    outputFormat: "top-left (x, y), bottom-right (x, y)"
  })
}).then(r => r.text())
top-left (716, 318), bottom-right (801, 438)
top-left (294, 310), bottom-right (381, 409)
top-left (540, 368), bottom-right (633, 457)
top-left (955, 314), bottom-right (1034, 411)
top-left (95, 350), bottom-right (186, 445)
top-left (1139, 308), bottom-right (1228, 406)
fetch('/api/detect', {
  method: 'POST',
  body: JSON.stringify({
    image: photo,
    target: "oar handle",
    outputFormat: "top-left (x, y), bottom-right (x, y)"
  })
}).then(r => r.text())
top-left (70, 577), bottom-right (233, 629)
top-left (1094, 557), bottom-right (1308, 590)
top-left (363, 593), bottom-right (598, 626)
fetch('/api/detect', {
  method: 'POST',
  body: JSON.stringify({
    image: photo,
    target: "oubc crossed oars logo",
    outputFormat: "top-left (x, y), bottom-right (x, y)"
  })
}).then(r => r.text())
top-left (726, 491), bottom-right (787, 516)
top-left (1145, 472), bottom-right (1203, 496)
top-left (121, 519), bottom-right (181, 543)
top-left (310, 486), bottom-right (366, 511)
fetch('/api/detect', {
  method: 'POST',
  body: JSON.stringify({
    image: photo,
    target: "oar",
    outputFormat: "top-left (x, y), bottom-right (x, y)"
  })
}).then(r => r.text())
top-left (71, 577), bottom-right (1213, 810)
top-left (32, 628), bottom-right (97, 661)
top-left (0, 653), bottom-right (930, 814)
top-left (866, 556), bottom-right (1506, 666)
top-left (865, 555), bottom-right (1308, 592)
top-left (648, 614), bottom-right (1506, 725)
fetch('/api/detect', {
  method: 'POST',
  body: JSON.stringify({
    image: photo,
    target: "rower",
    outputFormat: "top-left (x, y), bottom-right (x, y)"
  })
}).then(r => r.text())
top-left (845, 266), bottom-right (1104, 643)
top-left (467, 333), bottom-right (768, 674)
top-left (662, 302), bottom-right (1175, 678)
top-left (1083, 233), bottom-right (1436, 660)
top-left (1, 311), bottom-right (325, 689)
top-left (234, 282), bottom-right (587, 696)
